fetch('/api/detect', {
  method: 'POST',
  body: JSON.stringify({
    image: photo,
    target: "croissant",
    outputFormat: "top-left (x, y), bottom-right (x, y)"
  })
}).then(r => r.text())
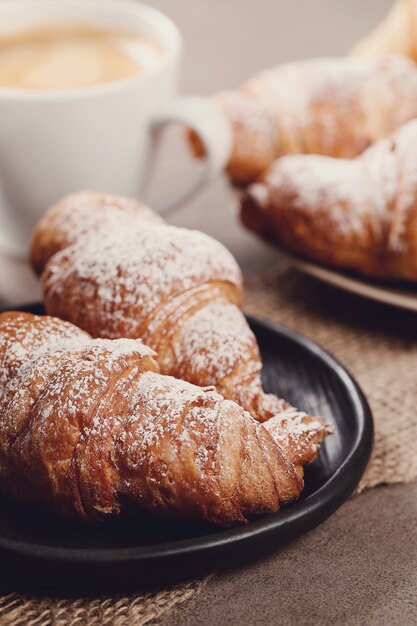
top-left (191, 55), bottom-right (417, 183)
top-left (0, 311), bottom-right (304, 525)
top-left (30, 192), bottom-right (330, 473)
top-left (30, 191), bottom-right (163, 276)
top-left (241, 118), bottom-right (417, 281)
top-left (352, 0), bottom-right (417, 62)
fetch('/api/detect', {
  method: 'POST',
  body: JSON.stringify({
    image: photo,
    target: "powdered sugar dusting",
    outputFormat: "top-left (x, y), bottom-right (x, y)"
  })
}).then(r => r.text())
top-left (251, 117), bottom-right (417, 252)
top-left (384, 121), bottom-right (417, 252)
top-left (212, 90), bottom-right (279, 158)
top-left (43, 224), bottom-right (242, 337)
top-left (0, 314), bottom-right (157, 451)
top-left (31, 190), bottom-right (163, 274)
top-left (264, 406), bottom-right (331, 464)
top-left (176, 301), bottom-right (256, 384)
top-left (0, 312), bottom-right (233, 482)
top-left (48, 191), bottom-right (162, 242)
top-left (0, 313), bottom-right (89, 393)
top-left (260, 154), bottom-right (393, 239)
top-left (0, 312), bottom-right (307, 522)
top-left (242, 55), bottom-right (417, 157)
top-left (35, 191), bottom-right (330, 468)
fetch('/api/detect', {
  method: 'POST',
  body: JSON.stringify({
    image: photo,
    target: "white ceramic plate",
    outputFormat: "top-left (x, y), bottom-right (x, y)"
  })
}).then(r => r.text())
top-left (275, 247), bottom-right (417, 313)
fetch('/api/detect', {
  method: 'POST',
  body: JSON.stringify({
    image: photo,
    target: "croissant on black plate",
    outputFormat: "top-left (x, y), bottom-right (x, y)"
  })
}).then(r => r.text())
top-left (31, 191), bottom-right (330, 474)
top-left (0, 311), bottom-right (306, 526)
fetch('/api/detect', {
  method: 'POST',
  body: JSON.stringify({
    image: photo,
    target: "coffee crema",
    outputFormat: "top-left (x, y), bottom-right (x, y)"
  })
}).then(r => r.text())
top-left (0, 23), bottom-right (163, 90)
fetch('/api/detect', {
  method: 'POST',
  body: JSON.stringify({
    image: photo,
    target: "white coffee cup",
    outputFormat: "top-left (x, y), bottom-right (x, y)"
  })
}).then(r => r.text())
top-left (0, 0), bottom-right (232, 258)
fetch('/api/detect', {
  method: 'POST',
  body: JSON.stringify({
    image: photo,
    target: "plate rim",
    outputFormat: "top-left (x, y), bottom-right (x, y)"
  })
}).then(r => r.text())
top-left (273, 245), bottom-right (417, 312)
top-left (0, 306), bottom-right (374, 568)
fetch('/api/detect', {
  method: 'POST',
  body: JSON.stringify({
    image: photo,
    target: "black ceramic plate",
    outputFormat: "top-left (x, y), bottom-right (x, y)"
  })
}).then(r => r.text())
top-left (0, 304), bottom-right (373, 592)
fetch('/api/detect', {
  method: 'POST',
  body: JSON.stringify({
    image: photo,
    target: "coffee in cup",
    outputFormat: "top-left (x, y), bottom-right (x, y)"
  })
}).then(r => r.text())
top-left (0, 22), bottom-right (164, 90)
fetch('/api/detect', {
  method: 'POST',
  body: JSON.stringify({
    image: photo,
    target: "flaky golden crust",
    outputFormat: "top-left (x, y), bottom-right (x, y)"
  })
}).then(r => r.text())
top-left (0, 312), bottom-right (303, 525)
top-left (202, 55), bottom-right (417, 183)
top-left (31, 191), bottom-right (330, 473)
top-left (241, 119), bottom-right (417, 281)
top-left (352, 0), bottom-right (417, 62)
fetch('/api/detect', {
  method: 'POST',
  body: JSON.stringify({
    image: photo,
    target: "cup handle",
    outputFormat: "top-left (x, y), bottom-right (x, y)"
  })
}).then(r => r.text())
top-left (146, 96), bottom-right (232, 213)
top-left (0, 230), bottom-right (22, 258)
top-left (0, 197), bottom-right (25, 259)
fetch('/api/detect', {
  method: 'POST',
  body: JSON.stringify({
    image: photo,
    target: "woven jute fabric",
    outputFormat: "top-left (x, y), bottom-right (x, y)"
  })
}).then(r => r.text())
top-left (0, 579), bottom-right (206, 626)
top-left (1, 262), bottom-right (416, 626)
top-left (244, 262), bottom-right (417, 491)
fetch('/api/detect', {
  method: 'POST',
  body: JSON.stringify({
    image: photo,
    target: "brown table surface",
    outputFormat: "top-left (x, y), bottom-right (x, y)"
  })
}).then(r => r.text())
top-left (1, 1), bottom-right (416, 624)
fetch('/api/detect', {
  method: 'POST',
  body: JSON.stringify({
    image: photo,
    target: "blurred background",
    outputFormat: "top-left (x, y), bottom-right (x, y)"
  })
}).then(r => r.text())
top-left (0, 0), bottom-right (393, 305)
top-left (146, 0), bottom-right (394, 256)
top-left (149, 0), bottom-right (392, 93)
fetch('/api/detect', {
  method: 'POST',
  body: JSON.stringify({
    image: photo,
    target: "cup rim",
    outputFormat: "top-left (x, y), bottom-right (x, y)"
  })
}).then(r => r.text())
top-left (0, 0), bottom-right (182, 101)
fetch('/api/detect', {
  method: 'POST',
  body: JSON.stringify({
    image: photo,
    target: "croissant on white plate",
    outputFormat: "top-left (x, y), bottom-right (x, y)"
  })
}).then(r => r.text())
top-left (189, 55), bottom-right (417, 183)
top-left (241, 118), bottom-right (417, 281)
top-left (30, 191), bottom-right (330, 474)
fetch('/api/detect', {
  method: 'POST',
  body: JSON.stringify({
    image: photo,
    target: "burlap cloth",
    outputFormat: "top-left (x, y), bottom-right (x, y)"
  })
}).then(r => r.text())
top-left (1, 262), bottom-right (416, 625)
top-left (244, 263), bottom-right (417, 491)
